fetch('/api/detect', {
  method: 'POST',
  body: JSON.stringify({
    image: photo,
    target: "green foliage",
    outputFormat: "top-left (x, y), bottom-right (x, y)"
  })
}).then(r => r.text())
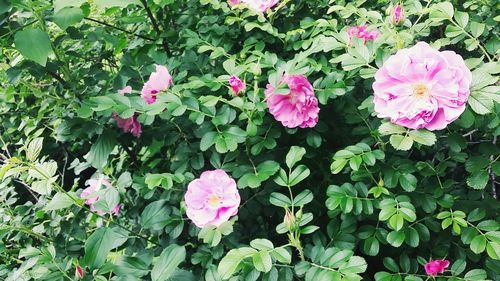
top-left (0, 0), bottom-right (499, 280)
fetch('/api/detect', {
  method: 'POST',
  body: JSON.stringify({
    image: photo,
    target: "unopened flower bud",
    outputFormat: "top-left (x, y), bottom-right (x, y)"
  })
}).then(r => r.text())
top-left (391, 4), bottom-right (405, 26)
top-left (284, 208), bottom-right (296, 231)
top-left (378, 178), bottom-right (384, 187)
top-left (75, 265), bottom-right (84, 279)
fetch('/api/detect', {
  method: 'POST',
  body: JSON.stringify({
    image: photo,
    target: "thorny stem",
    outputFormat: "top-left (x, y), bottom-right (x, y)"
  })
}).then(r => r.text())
top-left (489, 136), bottom-right (497, 199)
top-left (140, 0), bottom-right (171, 56)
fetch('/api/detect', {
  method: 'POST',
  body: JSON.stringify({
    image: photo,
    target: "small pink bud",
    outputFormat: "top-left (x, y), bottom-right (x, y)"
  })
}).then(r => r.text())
top-left (228, 75), bottom-right (246, 95)
top-left (391, 4), bottom-right (405, 25)
top-left (75, 265), bottom-right (84, 279)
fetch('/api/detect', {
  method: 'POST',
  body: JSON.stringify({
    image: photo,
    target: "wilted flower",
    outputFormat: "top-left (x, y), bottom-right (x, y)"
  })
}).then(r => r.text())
top-left (113, 86), bottom-right (141, 138)
top-left (347, 25), bottom-right (379, 44)
top-left (228, 75), bottom-right (246, 95)
top-left (81, 177), bottom-right (121, 216)
top-left (184, 170), bottom-right (241, 228)
top-left (424, 259), bottom-right (450, 276)
top-left (75, 265), bottom-right (84, 279)
top-left (241, 0), bottom-right (279, 12)
top-left (265, 74), bottom-right (320, 128)
top-left (373, 42), bottom-right (472, 130)
top-left (391, 4), bottom-right (405, 25)
top-left (141, 64), bottom-right (173, 104)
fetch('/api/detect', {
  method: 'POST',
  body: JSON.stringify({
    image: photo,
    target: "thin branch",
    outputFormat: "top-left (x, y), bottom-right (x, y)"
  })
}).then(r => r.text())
top-left (46, 70), bottom-right (69, 88)
top-left (139, 0), bottom-right (172, 55)
top-left (84, 17), bottom-right (155, 42)
top-left (489, 135), bottom-right (497, 199)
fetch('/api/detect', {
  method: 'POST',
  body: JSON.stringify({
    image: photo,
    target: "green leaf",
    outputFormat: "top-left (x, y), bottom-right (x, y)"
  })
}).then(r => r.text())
top-left (379, 123), bottom-right (406, 135)
top-left (218, 247), bottom-right (258, 280)
top-left (14, 28), bottom-right (52, 66)
top-left (467, 170), bottom-right (489, 189)
top-left (288, 165), bottom-right (310, 186)
top-left (151, 244), bottom-right (186, 281)
top-left (286, 146), bottom-right (306, 169)
top-left (94, 0), bottom-right (141, 9)
top-left (294, 189), bottom-right (313, 206)
top-left (363, 237), bottom-right (379, 256)
top-left (26, 137), bottom-right (44, 161)
top-left (84, 227), bottom-right (119, 268)
top-left (386, 231), bottom-right (405, 247)
top-left (330, 159), bottom-right (348, 174)
top-left (53, 0), bottom-right (86, 12)
top-left (408, 130), bottom-right (436, 146)
top-left (140, 200), bottom-right (171, 230)
top-left (399, 174), bottom-right (417, 192)
top-left (454, 11), bottom-right (469, 28)
top-left (87, 131), bottom-right (117, 170)
top-left (389, 135), bottom-right (413, 151)
top-left (44, 192), bottom-right (75, 211)
top-left (464, 269), bottom-right (487, 280)
top-left (250, 239), bottom-right (274, 250)
top-left (269, 192), bottom-right (292, 207)
top-left (53, 7), bottom-right (84, 30)
top-left (252, 251), bottom-right (272, 273)
top-left (470, 235), bottom-right (487, 254)
top-left (271, 248), bottom-right (291, 264)
top-left (339, 256), bottom-right (367, 274)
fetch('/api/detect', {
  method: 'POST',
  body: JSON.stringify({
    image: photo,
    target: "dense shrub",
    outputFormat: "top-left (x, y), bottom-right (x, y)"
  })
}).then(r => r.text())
top-left (0, 0), bottom-right (499, 280)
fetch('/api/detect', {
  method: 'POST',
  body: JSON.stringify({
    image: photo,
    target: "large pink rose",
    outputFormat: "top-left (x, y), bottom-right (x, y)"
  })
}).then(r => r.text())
top-left (81, 178), bottom-right (121, 216)
top-left (424, 259), bottom-right (449, 276)
top-left (141, 64), bottom-right (173, 104)
top-left (241, 0), bottom-right (279, 12)
top-left (373, 42), bottom-right (472, 131)
top-left (184, 169), bottom-right (240, 228)
top-left (265, 74), bottom-right (320, 128)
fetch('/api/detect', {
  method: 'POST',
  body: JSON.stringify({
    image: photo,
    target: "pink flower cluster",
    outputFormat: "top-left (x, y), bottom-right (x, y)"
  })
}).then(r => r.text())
top-left (347, 25), bottom-right (379, 44)
top-left (113, 86), bottom-right (142, 137)
top-left (373, 42), bottom-right (471, 130)
top-left (141, 64), bottom-right (173, 104)
top-left (424, 259), bottom-right (449, 276)
top-left (184, 170), bottom-right (240, 228)
top-left (228, 0), bottom-right (279, 12)
top-left (80, 177), bottom-right (121, 216)
top-left (265, 74), bottom-right (320, 128)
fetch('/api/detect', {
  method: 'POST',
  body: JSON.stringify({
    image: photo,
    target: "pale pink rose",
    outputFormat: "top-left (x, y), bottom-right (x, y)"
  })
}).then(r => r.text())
top-left (265, 74), bottom-right (320, 128)
top-left (112, 86), bottom-right (142, 138)
top-left (424, 259), bottom-right (450, 276)
top-left (228, 75), bottom-right (246, 95)
top-left (228, 0), bottom-right (240, 6)
top-left (391, 4), bottom-right (405, 25)
top-left (347, 25), bottom-right (379, 44)
top-left (373, 42), bottom-right (472, 130)
top-left (141, 64), bottom-right (173, 104)
top-left (241, 0), bottom-right (279, 12)
top-left (81, 178), bottom-right (121, 216)
top-left (184, 169), bottom-right (240, 228)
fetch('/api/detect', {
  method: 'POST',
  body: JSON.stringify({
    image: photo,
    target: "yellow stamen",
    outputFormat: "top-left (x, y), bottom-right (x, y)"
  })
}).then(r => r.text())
top-left (413, 84), bottom-right (428, 97)
top-left (208, 195), bottom-right (221, 207)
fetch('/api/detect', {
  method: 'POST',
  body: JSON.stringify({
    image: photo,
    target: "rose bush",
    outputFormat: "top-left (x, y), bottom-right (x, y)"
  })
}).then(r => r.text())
top-left (0, 0), bottom-right (499, 280)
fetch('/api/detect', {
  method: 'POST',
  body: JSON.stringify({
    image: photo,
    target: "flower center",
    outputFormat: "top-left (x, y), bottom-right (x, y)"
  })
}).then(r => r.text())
top-left (413, 83), bottom-right (429, 97)
top-left (208, 195), bottom-right (221, 207)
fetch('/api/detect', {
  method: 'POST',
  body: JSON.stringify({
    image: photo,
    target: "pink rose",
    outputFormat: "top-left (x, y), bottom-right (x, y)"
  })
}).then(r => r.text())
top-left (228, 75), bottom-right (246, 95)
top-left (424, 259), bottom-right (450, 276)
top-left (113, 86), bottom-right (142, 138)
top-left (391, 4), bottom-right (405, 25)
top-left (113, 114), bottom-right (142, 138)
top-left (141, 64), bottom-right (173, 104)
top-left (184, 169), bottom-right (241, 228)
top-left (373, 42), bottom-right (472, 130)
top-left (228, 0), bottom-right (240, 6)
top-left (81, 178), bottom-right (121, 216)
top-left (265, 74), bottom-right (320, 128)
top-left (347, 25), bottom-right (379, 44)
top-left (241, 0), bottom-right (279, 12)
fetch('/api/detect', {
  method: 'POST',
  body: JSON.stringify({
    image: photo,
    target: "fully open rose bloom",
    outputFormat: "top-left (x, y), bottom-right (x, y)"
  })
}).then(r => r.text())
top-left (228, 75), bottom-right (245, 95)
top-left (424, 259), bottom-right (450, 276)
top-left (241, 0), bottom-right (279, 12)
top-left (113, 86), bottom-right (141, 137)
top-left (184, 169), bottom-right (240, 228)
top-left (81, 177), bottom-right (121, 216)
top-left (141, 64), bottom-right (173, 104)
top-left (373, 42), bottom-right (471, 130)
top-left (265, 74), bottom-right (320, 128)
